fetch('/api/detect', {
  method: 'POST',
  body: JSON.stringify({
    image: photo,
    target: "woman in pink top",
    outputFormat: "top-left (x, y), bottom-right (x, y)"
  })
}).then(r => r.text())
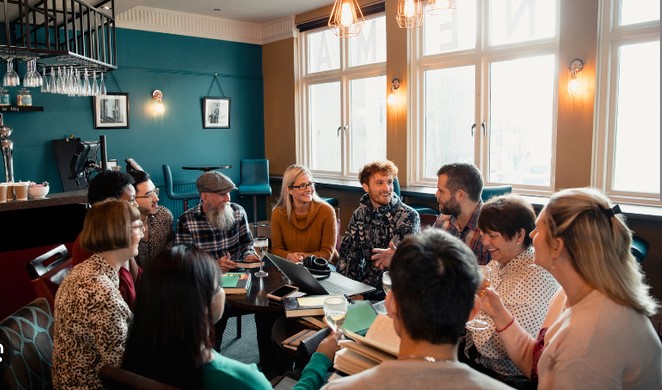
top-left (480, 188), bottom-right (661, 389)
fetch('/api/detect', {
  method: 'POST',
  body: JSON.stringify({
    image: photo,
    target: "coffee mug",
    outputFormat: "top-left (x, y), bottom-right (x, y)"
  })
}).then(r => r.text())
top-left (13, 182), bottom-right (29, 201)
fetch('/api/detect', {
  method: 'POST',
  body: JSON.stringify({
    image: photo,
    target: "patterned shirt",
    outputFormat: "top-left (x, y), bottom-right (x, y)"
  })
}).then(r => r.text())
top-left (175, 202), bottom-right (255, 260)
top-left (434, 202), bottom-right (490, 265)
top-left (135, 205), bottom-right (175, 267)
top-left (53, 254), bottom-right (132, 389)
top-left (337, 193), bottom-right (420, 291)
top-left (465, 247), bottom-right (559, 376)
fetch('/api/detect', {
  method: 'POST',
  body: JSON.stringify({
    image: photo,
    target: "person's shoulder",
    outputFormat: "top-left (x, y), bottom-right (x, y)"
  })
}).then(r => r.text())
top-left (202, 351), bottom-right (271, 389)
top-left (317, 200), bottom-right (336, 215)
top-left (156, 205), bottom-right (173, 218)
top-left (448, 363), bottom-right (514, 389)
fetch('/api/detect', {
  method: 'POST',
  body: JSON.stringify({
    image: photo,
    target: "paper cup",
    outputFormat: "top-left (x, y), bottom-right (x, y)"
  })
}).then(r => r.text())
top-left (0, 183), bottom-right (7, 203)
top-left (13, 182), bottom-right (29, 201)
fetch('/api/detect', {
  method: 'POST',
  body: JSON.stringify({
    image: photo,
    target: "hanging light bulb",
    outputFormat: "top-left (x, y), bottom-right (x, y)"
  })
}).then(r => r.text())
top-left (397, 0), bottom-right (423, 28)
top-left (328, 0), bottom-right (365, 38)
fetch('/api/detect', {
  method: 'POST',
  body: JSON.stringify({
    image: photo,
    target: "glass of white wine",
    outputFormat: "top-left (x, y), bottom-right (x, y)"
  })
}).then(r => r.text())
top-left (382, 271), bottom-right (392, 294)
top-left (324, 296), bottom-right (348, 337)
top-left (253, 236), bottom-right (269, 278)
top-left (466, 265), bottom-right (492, 331)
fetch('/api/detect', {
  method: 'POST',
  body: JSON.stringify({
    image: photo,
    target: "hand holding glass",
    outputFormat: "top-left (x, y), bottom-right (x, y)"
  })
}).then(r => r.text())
top-left (324, 296), bottom-right (348, 336)
top-left (466, 265), bottom-right (492, 331)
top-left (253, 237), bottom-right (269, 278)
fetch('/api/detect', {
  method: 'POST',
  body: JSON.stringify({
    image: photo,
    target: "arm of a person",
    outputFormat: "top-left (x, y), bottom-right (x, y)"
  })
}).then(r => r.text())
top-left (394, 208), bottom-right (421, 242)
top-left (310, 205), bottom-right (338, 260)
top-left (270, 210), bottom-right (289, 258)
top-left (89, 280), bottom-right (131, 367)
top-left (164, 208), bottom-right (175, 248)
top-left (293, 352), bottom-right (333, 390)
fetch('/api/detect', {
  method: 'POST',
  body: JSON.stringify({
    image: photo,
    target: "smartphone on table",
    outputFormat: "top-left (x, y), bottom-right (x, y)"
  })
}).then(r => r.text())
top-left (267, 285), bottom-right (299, 302)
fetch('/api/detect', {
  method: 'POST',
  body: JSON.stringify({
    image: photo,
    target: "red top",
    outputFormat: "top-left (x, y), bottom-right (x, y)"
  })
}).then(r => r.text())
top-left (72, 234), bottom-right (140, 309)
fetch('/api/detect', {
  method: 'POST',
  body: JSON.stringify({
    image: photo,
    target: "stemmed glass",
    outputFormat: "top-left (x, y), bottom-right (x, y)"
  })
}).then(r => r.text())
top-left (382, 271), bottom-right (392, 294)
top-left (324, 296), bottom-right (348, 337)
top-left (3, 57), bottom-right (20, 87)
top-left (466, 265), bottom-right (492, 331)
top-left (253, 236), bottom-right (269, 278)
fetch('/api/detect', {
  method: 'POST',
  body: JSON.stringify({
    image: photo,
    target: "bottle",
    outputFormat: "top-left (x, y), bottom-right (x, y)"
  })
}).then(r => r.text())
top-left (0, 88), bottom-right (9, 106)
top-left (17, 88), bottom-right (32, 106)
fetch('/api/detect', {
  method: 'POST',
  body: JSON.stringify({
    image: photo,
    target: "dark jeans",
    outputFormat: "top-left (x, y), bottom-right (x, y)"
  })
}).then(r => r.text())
top-left (459, 339), bottom-right (537, 390)
top-left (214, 304), bottom-right (293, 379)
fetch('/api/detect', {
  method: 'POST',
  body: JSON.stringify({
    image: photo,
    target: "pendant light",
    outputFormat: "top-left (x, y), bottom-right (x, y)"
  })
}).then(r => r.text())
top-left (328, 0), bottom-right (365, 38)
top-left (396, 0), bottom-right (423, 28)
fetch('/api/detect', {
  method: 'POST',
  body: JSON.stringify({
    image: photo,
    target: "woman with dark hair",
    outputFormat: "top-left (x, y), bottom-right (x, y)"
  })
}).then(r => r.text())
top-left (122, 245), bottom-right (339, 389)
top-left (53, 199), bottom-right (143, 389)
top-left (463, 194), bottom-right (558, 388)
top-left (481, 188), bottom-right (661, 388)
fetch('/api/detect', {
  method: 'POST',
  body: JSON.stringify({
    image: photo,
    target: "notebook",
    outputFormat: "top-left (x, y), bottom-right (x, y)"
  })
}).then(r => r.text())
top-left (266, 253), bottom-right (376, 297)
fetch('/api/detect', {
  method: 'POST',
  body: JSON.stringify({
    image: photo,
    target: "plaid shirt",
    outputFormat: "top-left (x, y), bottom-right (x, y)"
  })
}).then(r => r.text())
top-left (175, 202), bottom-right (255, 260)
top-left (434, 202), bottom-right (490, 265)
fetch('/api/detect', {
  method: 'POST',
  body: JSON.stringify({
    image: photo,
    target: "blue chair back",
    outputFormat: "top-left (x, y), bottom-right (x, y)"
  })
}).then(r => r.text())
top-left (240, 159), bottom-right (270, 187)
top-left (481, 185), bottom-right (513, 202)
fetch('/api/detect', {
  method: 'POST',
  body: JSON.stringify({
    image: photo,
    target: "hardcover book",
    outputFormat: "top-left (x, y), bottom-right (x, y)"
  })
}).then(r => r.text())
top-left (221, 272), bottom-right (251, 294)
top-left (283, 294), bottom-right (333, 318)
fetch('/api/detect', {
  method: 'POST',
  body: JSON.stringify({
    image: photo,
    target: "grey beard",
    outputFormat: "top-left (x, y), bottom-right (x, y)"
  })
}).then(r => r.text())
top-left (206, 205), bottom-right (236, 231)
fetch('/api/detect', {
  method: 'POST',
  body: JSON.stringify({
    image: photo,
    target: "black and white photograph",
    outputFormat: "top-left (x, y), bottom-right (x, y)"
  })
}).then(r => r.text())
top-left (203, 96), bottom-right (230, 129)
top-left (93, 93), bottom-right (129, 129)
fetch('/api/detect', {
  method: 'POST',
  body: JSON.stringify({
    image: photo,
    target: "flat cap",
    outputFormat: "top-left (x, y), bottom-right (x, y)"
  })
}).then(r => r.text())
top-left (196, 171), bottom-right (237, 194)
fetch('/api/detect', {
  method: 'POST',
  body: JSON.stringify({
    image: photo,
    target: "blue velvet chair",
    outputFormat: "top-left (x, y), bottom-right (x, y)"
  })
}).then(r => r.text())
top-left (631, 235), bottom-right (650, 263)
top-left (162, 164), bottom-right (199, 211)
top-left (0, 298), bottom-right (54, 389)
top-left (237, 159), bottom-right (272, 235)
top-left (481, 185), bottom-right (513, 202)
top-left (394, 177), bottom-right (439, 217)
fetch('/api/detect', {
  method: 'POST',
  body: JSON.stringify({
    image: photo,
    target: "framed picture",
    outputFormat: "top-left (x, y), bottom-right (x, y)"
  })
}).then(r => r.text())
top-left (203, 96), bottom-right (230, 129)
top-left (93, 93), bottom-right (129, 129)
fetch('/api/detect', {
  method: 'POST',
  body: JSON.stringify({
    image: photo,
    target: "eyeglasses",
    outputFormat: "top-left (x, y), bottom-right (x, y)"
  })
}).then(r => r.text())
top-left (135, 188), bottom-right (159, 199)
top-left (289, 182), bottom-right (315, 191)
top-left (131, 223), bottom-right (145, 233)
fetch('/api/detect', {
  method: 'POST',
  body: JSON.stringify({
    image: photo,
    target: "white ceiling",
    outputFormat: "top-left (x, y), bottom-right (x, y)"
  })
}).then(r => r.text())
top-left (114, 0), bottom-right (336, 24)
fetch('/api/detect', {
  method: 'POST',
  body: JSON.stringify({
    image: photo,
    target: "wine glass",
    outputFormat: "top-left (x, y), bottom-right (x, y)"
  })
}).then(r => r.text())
top-left (324, 296), bottom-right (348, 336)
top-left (253, 236), bottom-right (269, 278)
top-left (382, 271), bottom-right (392, 294)
top-left (3, 57), bottom-right (20, 87)
top-left (466, 265), bottom-right (492, 331)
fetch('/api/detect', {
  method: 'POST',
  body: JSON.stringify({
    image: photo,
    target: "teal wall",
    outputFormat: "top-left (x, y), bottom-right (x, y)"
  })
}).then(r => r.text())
top-left (3, 28), bottom-right (265, 196)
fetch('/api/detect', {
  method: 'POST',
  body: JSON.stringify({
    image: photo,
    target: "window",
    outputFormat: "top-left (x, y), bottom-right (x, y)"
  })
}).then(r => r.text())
top-left (410, 0), bottom-right (558, 190)
top-left (594, 0), bottom-right (660, 204)
top-left (298, 15), bottom-right (387, 178)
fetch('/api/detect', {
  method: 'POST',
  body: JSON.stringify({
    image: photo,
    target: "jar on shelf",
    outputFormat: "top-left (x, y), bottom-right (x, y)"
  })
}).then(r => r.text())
top-left (0, 89), bottom-right (9, 106)
top-left (16, 88), bottom-right (32, 106)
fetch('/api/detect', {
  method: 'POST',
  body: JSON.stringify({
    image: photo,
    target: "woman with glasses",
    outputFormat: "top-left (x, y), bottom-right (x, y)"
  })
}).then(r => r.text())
top-left (53, 199), bottom-right (143, 389)
top-left (271, 164), bottom-right (338, 263)
top-left (129, 169), bottom-right (174, 267)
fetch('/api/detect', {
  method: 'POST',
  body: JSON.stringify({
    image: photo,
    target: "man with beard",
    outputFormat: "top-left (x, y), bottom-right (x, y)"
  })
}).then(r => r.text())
top-left (433, 163), bottom-right (489, 265)
top-left (337, 160), bottom-right (420, 299)
top-left (175, 171), bottom-right (259, 270)
top-left (129, 169), bottom-right (174, 268)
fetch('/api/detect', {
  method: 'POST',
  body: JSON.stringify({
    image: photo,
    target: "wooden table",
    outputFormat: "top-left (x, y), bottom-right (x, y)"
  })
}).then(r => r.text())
top-left (181, 164), bottom-right (232, 172)
top-left (224, 258), bottom-right (289, 313)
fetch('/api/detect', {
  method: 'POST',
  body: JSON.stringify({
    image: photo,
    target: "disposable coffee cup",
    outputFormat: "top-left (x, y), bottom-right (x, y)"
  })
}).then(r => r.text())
top-left (14, 182), bottom-right (29, 201)
top-left (0, 183), bottom-right (7, 203)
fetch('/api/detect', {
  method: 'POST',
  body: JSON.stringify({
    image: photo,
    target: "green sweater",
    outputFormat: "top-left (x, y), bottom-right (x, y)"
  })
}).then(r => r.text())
top-left (202, 350), bottom-right (332, 389)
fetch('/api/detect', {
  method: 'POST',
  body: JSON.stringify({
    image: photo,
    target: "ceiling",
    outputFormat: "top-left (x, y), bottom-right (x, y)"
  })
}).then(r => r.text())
top-left (113, 0), bottom-right (336, 24)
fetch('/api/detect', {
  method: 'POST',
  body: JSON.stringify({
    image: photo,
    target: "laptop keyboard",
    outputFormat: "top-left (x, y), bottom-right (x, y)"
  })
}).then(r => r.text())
top-left (319, 279), bottom-right (347, 295)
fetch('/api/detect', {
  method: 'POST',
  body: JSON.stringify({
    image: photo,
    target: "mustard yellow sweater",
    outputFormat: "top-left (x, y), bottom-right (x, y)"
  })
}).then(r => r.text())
top-left (270, 201), bottom-right (337, 261)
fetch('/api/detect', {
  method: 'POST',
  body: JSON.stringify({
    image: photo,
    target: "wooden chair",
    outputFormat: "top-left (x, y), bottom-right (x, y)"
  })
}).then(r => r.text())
top-left (25, 244), bottom-right (73, 306)
top-left (0, 298), bottom-right (55, 389)
top-left (100, 365), bottom-right (180, 390)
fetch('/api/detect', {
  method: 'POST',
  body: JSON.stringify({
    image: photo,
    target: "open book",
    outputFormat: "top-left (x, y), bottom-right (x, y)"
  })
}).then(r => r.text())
top-left (335, 314), bottom-right (400, 375)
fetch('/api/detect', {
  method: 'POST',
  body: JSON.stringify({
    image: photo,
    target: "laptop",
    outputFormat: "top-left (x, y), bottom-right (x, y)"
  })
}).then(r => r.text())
top-left (266, 253), bottom-right (376, 297)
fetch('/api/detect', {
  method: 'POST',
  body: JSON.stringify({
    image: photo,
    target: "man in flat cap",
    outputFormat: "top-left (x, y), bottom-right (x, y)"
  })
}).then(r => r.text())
top-left (175, 171), bottom-right (260, 270)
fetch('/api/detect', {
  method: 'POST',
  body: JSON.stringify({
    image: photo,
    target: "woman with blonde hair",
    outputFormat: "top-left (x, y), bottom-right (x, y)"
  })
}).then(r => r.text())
top-left (271, 164), bottom-right (337, 262)
top-left (481, 188), bottom-right (661, 389)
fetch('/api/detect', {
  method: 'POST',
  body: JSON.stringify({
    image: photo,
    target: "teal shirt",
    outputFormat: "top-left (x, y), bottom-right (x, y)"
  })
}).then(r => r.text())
top-left (202, 350), bottom-right (332, 389)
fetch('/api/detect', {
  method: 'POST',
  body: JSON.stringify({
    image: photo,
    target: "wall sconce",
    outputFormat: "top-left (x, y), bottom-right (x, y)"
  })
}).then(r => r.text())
top-left (387, 78), bottom-right (401, 106)
top-left (328, 0), bottom-right (365, 38)
top-left (396, 0), bottom-right (424, 28)
top-left (427, 0), bottom-right (456, 15)
top-left (567, 59), bottom-right (584, 96)
top-left (152, 89), bottom-right (165, 115)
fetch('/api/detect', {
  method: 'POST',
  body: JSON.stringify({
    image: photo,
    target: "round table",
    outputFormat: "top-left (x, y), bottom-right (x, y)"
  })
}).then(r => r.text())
top-left (181, 164), bottom-right (232, 172)
top-left (225, 259), bottom-right (288, 313)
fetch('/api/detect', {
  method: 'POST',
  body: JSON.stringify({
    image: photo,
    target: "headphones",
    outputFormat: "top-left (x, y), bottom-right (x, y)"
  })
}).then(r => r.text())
top-left (302, 255), bottom-right (331, 279)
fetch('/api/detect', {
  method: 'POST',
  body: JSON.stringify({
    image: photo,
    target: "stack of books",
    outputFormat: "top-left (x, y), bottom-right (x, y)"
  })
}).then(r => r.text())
top-left (283, 294), bottom-right (333, 318)
top-left (334, 314), bottom-right (400, 375)
top-left (221, 272), bottom-right (251, 294)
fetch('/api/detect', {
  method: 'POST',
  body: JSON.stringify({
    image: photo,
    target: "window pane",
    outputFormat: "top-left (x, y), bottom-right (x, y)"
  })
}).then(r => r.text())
top-left (424, 0), bottom-right (477, 55)
top-left (489, 56), bottom-right (554, 186)
top-left (612, 41), bottom-right (660, 193)
top-left (489, 0), bottom-right (556, 46)
top-left (424, 66), bottom-right (475, 178)
top-left (310, 82), bottom-right (341, 172)
top-left (307, 29), bottom-right (340, 74)
top-left (349, 76), bottom-right (387, 172)
top-left (620, 0), bottom-right (659, 25)
top-left (348, 16), bottom-right (386, 67)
